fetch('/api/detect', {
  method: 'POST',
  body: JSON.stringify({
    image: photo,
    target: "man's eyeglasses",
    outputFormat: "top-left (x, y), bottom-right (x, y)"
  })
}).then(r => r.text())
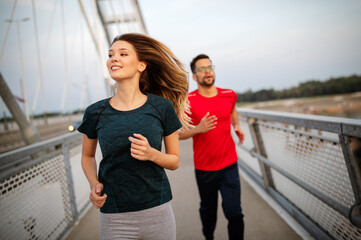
top-left (197, 65), bottom-right (215, 73)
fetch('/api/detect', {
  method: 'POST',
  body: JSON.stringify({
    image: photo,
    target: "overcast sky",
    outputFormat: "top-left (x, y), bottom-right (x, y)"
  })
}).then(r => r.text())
top-left (1, 0), bottom-right (360, 115)
top-left (138, 0), bottom-right (361, 92)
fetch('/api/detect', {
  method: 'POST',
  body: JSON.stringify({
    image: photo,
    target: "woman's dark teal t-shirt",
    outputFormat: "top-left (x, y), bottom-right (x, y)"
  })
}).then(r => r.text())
top-left (78, 93), bottom-right (182, 213)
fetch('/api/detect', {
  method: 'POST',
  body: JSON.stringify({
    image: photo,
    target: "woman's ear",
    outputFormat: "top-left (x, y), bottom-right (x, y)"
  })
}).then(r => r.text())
top-left (138, 61), bottom-right (147, 72)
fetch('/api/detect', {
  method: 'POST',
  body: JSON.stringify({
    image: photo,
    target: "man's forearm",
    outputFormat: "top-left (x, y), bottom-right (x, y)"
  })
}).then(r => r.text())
top-left (231, 107), bottom-right (240, 128)
top-left (179, 112), bottom-right (217, 140)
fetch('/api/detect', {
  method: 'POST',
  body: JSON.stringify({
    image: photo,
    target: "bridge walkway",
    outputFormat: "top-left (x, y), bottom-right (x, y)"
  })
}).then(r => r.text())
top-left (66, 139), bottom-right (307, 240)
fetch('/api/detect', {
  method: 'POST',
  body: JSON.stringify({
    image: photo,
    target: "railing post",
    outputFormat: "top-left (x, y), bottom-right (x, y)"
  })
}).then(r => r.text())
top-left (62, 142), bottom-right (79, 223)
top-left (247, 118), bottom-right (274, 188)
top-left (339, 135), bottom-right (361, 228)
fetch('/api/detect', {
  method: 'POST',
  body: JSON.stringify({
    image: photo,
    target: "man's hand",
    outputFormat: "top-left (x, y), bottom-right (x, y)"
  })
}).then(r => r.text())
top-left (196, 112), bottom-right (217, 134)
top-left (89, 183), bottom-right (107, 209)
top-left (234, 125), bottom-right (245, 144)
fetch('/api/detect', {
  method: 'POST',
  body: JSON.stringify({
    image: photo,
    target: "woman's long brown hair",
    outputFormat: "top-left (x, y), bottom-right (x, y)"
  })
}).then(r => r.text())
top-left (111, 33), bottom-right (191, 128)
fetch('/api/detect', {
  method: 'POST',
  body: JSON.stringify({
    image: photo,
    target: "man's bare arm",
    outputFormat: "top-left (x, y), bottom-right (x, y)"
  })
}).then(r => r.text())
top-left (179, 112), bottom-right (217, 140)
top-left (231, 107), bottom-right (245, 144)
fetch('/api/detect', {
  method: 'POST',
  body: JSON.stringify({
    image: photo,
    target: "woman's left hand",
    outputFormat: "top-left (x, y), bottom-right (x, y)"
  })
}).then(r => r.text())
top-left (129, 133), bottom-right (156, 161)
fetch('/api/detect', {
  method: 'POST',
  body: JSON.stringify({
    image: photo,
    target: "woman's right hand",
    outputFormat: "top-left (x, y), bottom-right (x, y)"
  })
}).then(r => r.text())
top-left (89, 183), bottom-right (107, 209)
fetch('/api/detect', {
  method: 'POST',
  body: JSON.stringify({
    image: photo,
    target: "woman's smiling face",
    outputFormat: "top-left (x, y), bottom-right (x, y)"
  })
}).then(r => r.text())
top-left (107, 40), bottom-right (144, 81)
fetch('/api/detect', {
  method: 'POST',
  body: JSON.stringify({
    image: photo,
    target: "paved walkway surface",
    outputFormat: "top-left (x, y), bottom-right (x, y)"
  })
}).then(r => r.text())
top-left (66, 139), bottom-right (303, 240)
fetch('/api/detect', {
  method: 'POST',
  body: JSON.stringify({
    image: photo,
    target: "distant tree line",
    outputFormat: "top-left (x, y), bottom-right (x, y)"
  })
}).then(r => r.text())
top-left (236, 74), bottom-right (361, 103)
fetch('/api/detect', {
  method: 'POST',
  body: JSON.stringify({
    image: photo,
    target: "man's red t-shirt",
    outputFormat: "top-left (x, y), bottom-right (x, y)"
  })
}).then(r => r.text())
top-left (188, 87), bottom-right (238, 171)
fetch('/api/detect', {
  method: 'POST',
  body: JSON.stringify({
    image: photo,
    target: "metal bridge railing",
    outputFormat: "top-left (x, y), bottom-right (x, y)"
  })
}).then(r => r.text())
top-left (236, 108), bottom-right (361, 240)
top-left (0, 110), bottom-right (360, 240)
top-left (0, 132), bottom-right (100, 240)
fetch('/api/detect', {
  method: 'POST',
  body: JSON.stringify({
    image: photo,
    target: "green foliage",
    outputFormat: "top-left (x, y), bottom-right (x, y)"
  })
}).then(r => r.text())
top-left (236, 74), bottom-right (361, 103)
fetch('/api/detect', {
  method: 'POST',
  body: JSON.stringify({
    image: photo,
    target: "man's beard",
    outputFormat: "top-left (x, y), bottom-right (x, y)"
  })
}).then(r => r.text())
top-left (198, 76), bottom-right (215, 87)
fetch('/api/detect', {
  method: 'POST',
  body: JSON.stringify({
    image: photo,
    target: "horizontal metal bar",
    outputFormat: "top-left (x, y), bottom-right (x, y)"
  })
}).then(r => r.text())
top-left (237, 158), bottom-right (265, 189)
top-left (237, 108), bottom-right (361, 135)
top-left (0, 149), bottom-right (63, 182)
top-left (267, 187), bottom-right (334, 240)
top-left (0, 132), bottom-right (82, 165)
top-left (238, 157), bottom-right (333, 240)
top-left (342, 122), bottom-right (361, 138)
top-left (249, 150), bottom-right (350, 218)
top-left (237, 144), bottom-right (255, 156)
top-left (103, 15), bottom-right (137, 24)
top-left (257, 121), bottom-right (340, 143)
top-left (237, 143), bottom-right (346, 215)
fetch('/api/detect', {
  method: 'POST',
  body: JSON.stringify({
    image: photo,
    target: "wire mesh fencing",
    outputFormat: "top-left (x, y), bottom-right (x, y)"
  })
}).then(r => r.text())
top-left (0, 132), bottom-right (99, 240)
top-left (236, 109), bottom-right (361, 240)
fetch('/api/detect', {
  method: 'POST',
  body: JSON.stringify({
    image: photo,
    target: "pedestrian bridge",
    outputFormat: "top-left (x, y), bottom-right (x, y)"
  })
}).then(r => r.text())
top-left (0, 109), bottom-right (360, 240)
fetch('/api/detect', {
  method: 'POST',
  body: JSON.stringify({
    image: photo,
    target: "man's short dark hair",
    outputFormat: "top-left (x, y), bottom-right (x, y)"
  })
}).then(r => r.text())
top-left (190, 54), bottom-right (211, 74)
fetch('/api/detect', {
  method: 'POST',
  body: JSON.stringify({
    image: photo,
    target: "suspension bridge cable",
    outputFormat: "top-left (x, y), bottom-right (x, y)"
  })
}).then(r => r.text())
top-left (33, 0), bottom-right (59, 115)
top-left (31, 0), bottom-right (47, 123)
top-left (60, 0), bottom-right (70, 114)
top-left (91, 0), bottom-right (106, 100)
top-left (0, 0), bottom-right (18, 64)
top-left (79, 0), bottom-right (112, 96)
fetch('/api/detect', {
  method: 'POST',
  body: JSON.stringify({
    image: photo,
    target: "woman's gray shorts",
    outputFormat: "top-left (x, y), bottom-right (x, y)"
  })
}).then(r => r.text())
top-left (99, 202), bottom-right (176, 240)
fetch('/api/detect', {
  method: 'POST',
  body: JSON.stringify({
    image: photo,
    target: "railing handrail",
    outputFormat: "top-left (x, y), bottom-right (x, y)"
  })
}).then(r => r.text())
top-left (0, 132), bottom-right (82, 182)
top-left (0, 132), bottom-right (81, 164)
top-left (237, 108), bottom-right (361, 137)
